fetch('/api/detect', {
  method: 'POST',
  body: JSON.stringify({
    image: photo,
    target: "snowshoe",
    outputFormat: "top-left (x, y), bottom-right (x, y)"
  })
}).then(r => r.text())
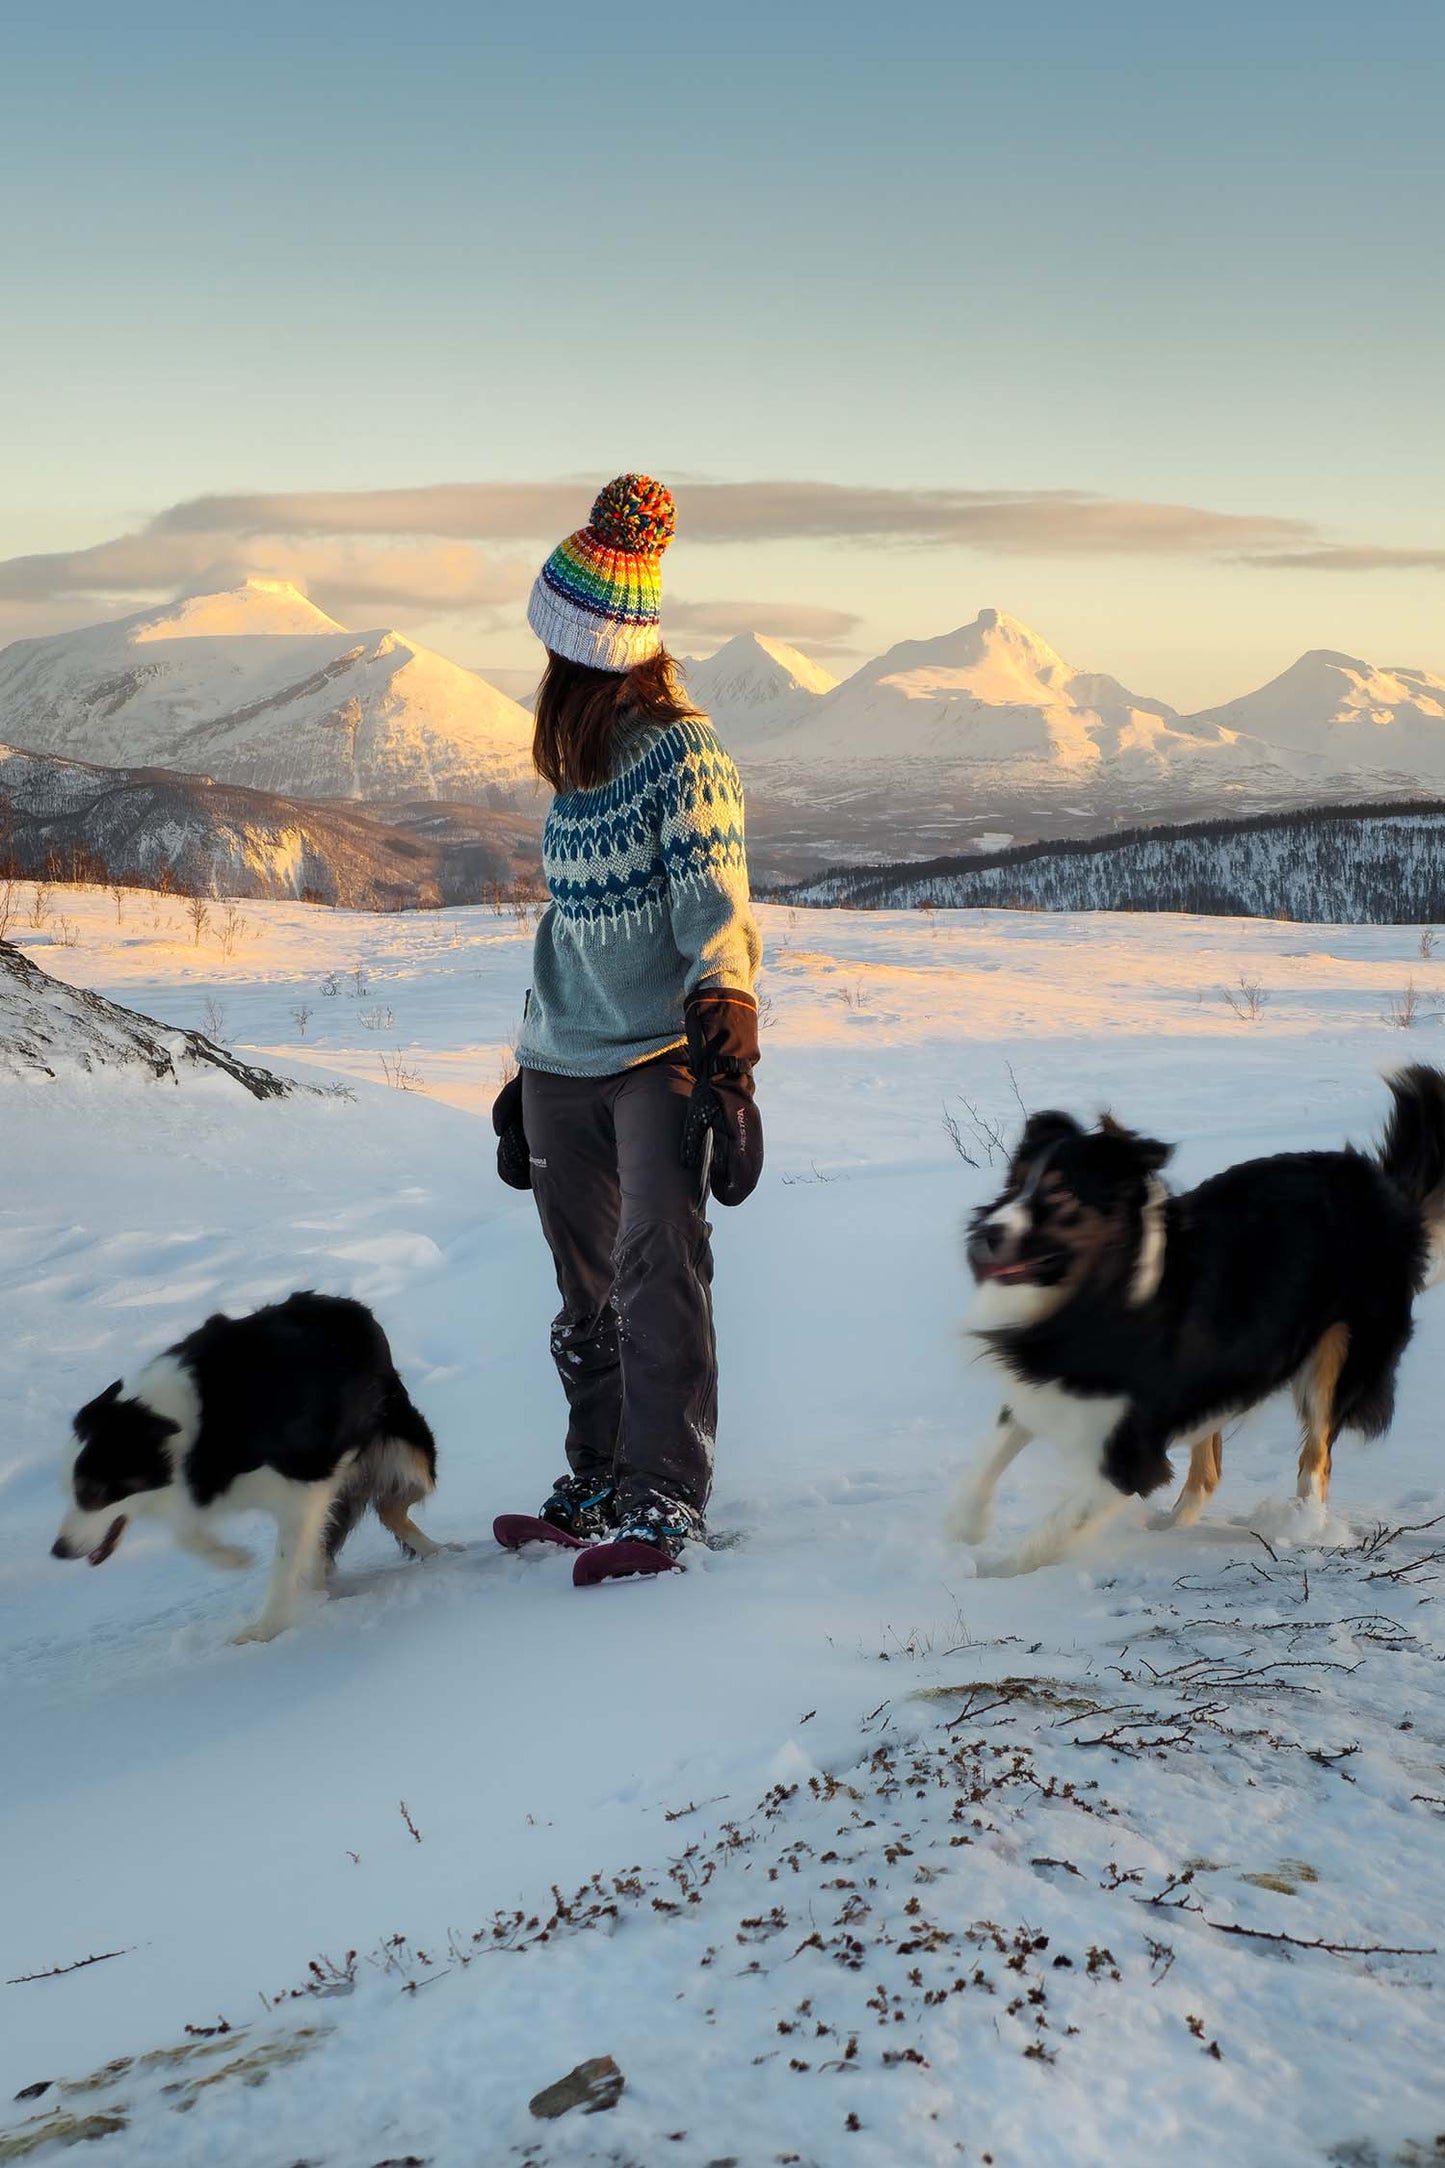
top-left (572, 1508), bottom-right (692, 1586)
top-left (493, 1513), bottom-right (589, 1553)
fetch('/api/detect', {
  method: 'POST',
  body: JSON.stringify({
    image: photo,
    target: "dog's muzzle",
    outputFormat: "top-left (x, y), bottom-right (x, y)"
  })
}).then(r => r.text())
top-left (51, 1514), bottom-right (128, 1566)
top-left (968, 1217), bottom-right (1066, 1287)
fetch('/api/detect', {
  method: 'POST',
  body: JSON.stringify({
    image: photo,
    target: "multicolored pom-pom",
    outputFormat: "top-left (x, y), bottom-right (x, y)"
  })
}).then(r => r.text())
top-left (587, 474), bottom-right (676, 558)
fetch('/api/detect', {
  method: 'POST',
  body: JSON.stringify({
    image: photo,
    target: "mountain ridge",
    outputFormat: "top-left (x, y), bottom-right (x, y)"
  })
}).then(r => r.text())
top-left (693, 607), bottom-right (1445, 794)
top-left (0, 740), bottom-right (541, 907)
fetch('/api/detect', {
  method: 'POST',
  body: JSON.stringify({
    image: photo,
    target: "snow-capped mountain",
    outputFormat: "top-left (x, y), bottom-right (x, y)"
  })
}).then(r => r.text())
top-left (0, 580), bottom-right (539, 805)
top-left (1186, 649), bottom-right (1445, 775)
top-left (744, 609), bottom-right (1445, 796)
top-left (684, 633), bottom-right (839, 752)
top-left (720, 606), bottom-right (1445, 864)
top-left (765, 608), bottom-right (1200, 777)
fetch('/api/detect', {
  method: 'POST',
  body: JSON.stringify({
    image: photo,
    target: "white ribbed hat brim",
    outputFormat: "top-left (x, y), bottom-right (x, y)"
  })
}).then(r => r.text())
top-left (527, 575), bottom-right (664, 673)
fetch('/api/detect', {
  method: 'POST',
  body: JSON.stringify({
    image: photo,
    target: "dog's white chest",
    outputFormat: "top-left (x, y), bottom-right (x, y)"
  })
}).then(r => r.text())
top-left (992, 1374), bottom-right (1129, 1468)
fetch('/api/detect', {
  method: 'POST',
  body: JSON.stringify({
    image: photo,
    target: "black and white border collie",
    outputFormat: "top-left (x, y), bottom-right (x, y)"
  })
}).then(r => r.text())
top-left (51, 1292), bottom-right (450, 1642)
top-left (950, 1066), bottom-right (1445, 1575)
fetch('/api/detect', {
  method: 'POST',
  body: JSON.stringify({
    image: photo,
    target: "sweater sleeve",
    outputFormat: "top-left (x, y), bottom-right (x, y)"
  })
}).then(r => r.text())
top-left (657, 723), bottom-right (762, 997)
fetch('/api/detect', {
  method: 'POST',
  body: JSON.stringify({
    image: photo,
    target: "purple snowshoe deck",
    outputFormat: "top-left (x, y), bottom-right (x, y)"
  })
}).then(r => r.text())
top-left (493, 1513), bottom-right (587, 1553)
top-left (572, 1537), bottom-right (681, 1586)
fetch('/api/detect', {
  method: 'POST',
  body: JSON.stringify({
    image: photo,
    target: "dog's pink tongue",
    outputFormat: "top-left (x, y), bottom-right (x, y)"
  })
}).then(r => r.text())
top-left (88, 1517), bottom-right (126, 1566)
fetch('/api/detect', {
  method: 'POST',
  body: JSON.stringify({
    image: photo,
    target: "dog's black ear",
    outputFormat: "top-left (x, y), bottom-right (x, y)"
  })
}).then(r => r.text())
top-left (1017, 1110), bottom-right (1082, 1157)
top-left (1097, 1113), bottom-right (1174, 1173)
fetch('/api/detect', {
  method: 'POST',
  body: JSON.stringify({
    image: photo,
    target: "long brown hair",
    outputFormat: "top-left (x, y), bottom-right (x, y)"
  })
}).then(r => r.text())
top-left (532, 647), bottom-right (701, 794)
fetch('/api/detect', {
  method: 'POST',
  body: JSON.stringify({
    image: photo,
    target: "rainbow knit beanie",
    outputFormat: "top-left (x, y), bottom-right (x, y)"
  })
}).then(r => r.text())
top-left (527, 474), bottom-right (676, 672)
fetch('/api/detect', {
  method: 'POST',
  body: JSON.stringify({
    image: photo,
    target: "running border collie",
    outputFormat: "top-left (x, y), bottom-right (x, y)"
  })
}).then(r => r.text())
top-left (51, 1292), bottom-right (449, 1642)
top-left (949, 1067), bottom-right (1445, 1575)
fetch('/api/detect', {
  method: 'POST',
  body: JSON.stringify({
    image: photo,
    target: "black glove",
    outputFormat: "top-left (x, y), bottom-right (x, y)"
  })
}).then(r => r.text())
top-left (492, 1071), bottom-right (532, 1191)
top-left (680, 988), bottom-right (763, 1207)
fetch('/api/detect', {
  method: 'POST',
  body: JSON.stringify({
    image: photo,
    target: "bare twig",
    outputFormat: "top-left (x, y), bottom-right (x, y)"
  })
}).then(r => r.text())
top-left (1364, 1548), bottom-right (1445, 1585)
top-left (664, 1794), bottom-right (729, 1823)
top-left (8, 1947), bottom-right (134, 1984)
top-left (1193, 1917), bottom-right (1434, 1958)
top-left (1358, 1512), bottom-right (1445, 1557)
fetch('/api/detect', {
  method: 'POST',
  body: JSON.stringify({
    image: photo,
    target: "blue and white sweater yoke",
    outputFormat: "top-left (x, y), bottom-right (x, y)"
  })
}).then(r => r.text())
top-left (516, 717), bottom-right (762, 1078)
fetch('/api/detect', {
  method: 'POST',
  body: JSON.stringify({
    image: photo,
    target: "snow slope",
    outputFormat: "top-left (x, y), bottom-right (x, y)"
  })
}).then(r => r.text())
top-left (2, 893), bottom-right (1445, 2165)
top-left (0, 580), bottom-right (538, 805)
top-left (684, 632), bottom-right (839, 753)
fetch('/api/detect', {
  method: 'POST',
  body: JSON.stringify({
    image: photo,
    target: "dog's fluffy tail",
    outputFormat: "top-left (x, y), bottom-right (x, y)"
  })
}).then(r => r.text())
top-left (379, 1370), bottom-right (437, 1475)
top-left (1378, 1064), bottom-right (1445, 1284)
top-left (324, 1372), bottom-right (438, 1562)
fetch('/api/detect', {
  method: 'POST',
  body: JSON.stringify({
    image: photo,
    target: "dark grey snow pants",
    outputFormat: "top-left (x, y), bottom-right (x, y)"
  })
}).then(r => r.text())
top-left (522, 1056), bottom-right (717, 1525)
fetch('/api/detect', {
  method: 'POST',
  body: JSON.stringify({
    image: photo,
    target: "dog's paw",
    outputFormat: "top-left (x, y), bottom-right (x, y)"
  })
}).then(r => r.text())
top-left (974, 1549), bottom-right (1029, 1579)
top-left (1151, 1494), bottom-right (1205, 1532)
top-left (231, 1616), bottom-right (289, 1646)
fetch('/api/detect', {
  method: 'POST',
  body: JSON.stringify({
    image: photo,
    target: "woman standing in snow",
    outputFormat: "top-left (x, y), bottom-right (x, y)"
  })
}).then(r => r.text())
top-left (491, 476), bottom-right (763, 1583)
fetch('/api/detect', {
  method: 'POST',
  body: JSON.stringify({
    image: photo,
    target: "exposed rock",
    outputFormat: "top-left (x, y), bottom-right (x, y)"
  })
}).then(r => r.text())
top-left (527, 2055), bottom-right (625, 2119)
top-left (0, 939), bottom-right (298, 1098)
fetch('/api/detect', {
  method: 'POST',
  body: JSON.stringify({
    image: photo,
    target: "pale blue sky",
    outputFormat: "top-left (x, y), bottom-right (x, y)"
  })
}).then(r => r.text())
top-left (1, 0), bottom-right (1441, 706)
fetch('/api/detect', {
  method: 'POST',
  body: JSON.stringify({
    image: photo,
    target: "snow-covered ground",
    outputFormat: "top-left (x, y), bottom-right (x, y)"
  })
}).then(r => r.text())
top-left (3, 888), bottom-right (1444, 2167)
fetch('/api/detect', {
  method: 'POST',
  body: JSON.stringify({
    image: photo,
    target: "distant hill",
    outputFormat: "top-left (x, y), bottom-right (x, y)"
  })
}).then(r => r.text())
top-left (779, 799), bottom-right (1445, 925)
top-left (0, 579), bottom-right (540, 805)
top-left (0, 743), bottom-right (541, 908)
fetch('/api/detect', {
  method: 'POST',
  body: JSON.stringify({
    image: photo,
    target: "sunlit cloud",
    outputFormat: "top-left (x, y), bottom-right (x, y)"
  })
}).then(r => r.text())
top-left (0, 530), bottom-right (532, 618)
top-left (1236, 544), bottom-right (1445, 573)
top-left (151, 479), bottom-right (1316, 559)
top-left (0, 479), bottom-right (1436, 655)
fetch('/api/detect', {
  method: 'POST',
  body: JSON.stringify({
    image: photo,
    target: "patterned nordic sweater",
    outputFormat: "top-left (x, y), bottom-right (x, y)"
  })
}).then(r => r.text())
top-left (515, 716), bottom-right (762, 1077)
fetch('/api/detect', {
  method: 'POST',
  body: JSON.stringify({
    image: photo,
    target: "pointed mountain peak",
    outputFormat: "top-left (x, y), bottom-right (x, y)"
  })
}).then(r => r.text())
top-left (1283, 647), bottom-right (1373, 676)
top-left (702, 630), bottom-right (839, 696)
top-left (857, 608), bottom-right (1072, 693)
top-left (682, 630), bottom-right (838, 750)
top-left (966, 607), bottom-right (1067, 661)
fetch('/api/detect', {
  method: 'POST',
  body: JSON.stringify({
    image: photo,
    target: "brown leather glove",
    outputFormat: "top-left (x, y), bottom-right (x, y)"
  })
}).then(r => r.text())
top-left (680, 988), bottom-right (763, 1206)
